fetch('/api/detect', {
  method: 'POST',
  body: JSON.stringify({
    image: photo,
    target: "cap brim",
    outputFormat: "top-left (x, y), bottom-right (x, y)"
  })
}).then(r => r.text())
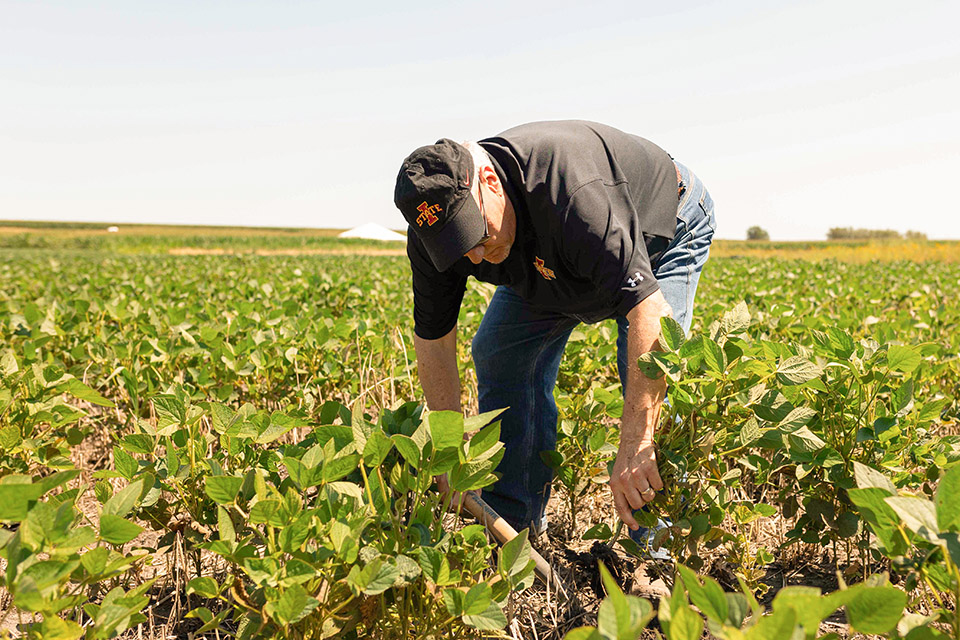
top-left (421, 194), bottom-right (486, 272)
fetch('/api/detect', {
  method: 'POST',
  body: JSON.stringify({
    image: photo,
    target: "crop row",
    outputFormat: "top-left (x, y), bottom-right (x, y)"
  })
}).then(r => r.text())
top-left (1, 251), bottom-right (959, 638)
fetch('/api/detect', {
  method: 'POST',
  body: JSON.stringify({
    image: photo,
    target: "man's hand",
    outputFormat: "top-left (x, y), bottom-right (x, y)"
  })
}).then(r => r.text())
top-left (610, 438), bottom-right (664, 530)
top-left (415, 327), bottom-right (476, 513)
top-left (435, 472), bottom-right (480, 513)
top-left (612, 293), bottom-right (671, 531)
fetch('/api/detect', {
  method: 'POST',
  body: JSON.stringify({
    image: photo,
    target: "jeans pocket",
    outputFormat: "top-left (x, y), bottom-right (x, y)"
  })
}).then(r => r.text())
top-left (698, 190), bottom-right (717, 233)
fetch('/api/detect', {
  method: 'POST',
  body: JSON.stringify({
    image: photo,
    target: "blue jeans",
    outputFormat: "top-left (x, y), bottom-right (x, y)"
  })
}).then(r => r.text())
top-left (473, 161), bottom-right (716, 533)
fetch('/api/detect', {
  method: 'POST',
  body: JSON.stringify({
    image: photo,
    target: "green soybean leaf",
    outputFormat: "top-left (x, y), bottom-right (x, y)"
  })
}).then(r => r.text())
top-left (443, 588), bottom-right (465, 616)
top-left (721, 301), bottom-right (751, 335)
top-left (776, 356), bottom-right (822, 385)
top-left (449, 460), bottom-right (496, 493)
top-left (462, 407), bottom-right (507, 434)
top-left (726, 593), bottom-right (750, 627)
top-left (738, 417), bottom-right (762, 447)
top-left (427, 411), bottom-right (464, 450)
top-left (904, 627), bottom-right (950, 640)
top-left (392, 434), bottom-right (421, 466)
top-left (249, 499), bottom-right (282, 526)
top-left (702, 337), bottom-right (726, 374)
top-left (185, 606), bottom-right (213, 624)
top-left (668, 603), bottom-right (704, 640)
top-left (321, 453), bottom-right (360, 482)
top-left (346, 557), bottom-right (398, 596)
top-left (698, 576), bottom-right (728, 624)
top-left (772, 585), bottom-right (853, 638)
top-left (597, 563), bottom-right (654, 639)
top-left (917, 398), bottom-right (948, 423)
top-left (0, 425), bottom-right (20, 450)
top-left (120, 434), bottom-right (155, 455)
top-left (845, 585), bottom-right (907, 634)
top-left (660, 316), bottom-right (686, 351)
top-left (787, 427), bottom-right (826, 453)
top-left (498, 528), bottom-right (531, 579)
top-left (205, 475), bottom-right (244, 504)
top-left (463, 599), bottom-right (507, 631)
top-left (282, 458), bottom-right (307, 490)
top-left (940, 532), bottom-right (960, 567)
top-left (779, 407), bottom-right (817, 432)
top-left (848, 488), bottom-right (909, 556)
top-left (102, 480), bottom-right (143, 518)
top-left (81, 547), bottom-right (110, 577)
top-left (243, 557), bottom-right (280, 586)
top-left (892, 379), bottom-right (915, 414)
top-left (583, 522), bottom-right (613, 541)
top-left (113, 447), bottom-right (138, 480)
top-left (461, 582), bottom-right (492, 616)
top-left (683, 569), bottom-right (726, 623)
top-left (887, 345), bottom-right (922, 373)
top-left (418, 547), bottom-right (452, 585)
top-left (208, 403), bottom-right (236, 435)
top-left (187, 577), bottom-right (221, 598)
top-left (837, 511), bottom-right (860, 538)
top-left (301, 444), bottom-right (324, 470)
top-left (679, 334), bottom-right (705, 362)
top-left (745, 607), bottom-right (798, 640)
top-left (637, 351), bottom-right (666, 380)
top-left (269, 584), bottom-right (320, 625)
top-left (467, 420), bottom-right (502, 461)
top-left (885, 496), bottom-right (940, 542)
top-left (257, 412), bottom-right (307, 445)
top-left (826, 327), bottom-right (856, 359)
top-left (33, 617), bottom-right (84, 640)
top-left (852, 461), bottom-right (897, 495)
top-left (362, 429), bottom-right (393, 467)
top-left (218, 506), bottom-right (235, 543)
top-left (0, 483), bottom-right (46, 520)
top-left (60, 378), bottom-right (115, 407)
top-left (99, 514), bottom-right (144, 545)
top-left (935, 465), bottom-right (960, 532)
top-left (279, 518), bottom-right (310, 553)
top-left (754, 390), bottom-right (795, 423)
top-left (154, 394), bottom-right (187, 430)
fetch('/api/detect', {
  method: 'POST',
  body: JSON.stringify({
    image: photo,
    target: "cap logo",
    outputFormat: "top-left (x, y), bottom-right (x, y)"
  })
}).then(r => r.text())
top-left (416, 202), bottom-right (441, 227)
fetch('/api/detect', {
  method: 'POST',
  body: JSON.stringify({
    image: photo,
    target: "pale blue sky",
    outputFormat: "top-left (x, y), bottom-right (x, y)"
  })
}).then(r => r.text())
top-left (2, 1), bottom-right (958, 239)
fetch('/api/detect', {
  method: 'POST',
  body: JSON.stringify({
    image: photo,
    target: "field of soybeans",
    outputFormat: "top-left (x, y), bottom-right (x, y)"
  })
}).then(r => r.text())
top-left (1, 223), bottom-right (959, 640)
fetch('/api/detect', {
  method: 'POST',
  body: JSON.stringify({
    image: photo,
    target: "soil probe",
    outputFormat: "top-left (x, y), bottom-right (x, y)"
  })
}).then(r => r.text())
top-left (461, 492), bottom-right (560, 590)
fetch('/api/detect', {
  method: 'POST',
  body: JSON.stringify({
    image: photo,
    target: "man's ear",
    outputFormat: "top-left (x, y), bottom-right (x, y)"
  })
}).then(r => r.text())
top-left (479, 165), bottom-right (502, 196)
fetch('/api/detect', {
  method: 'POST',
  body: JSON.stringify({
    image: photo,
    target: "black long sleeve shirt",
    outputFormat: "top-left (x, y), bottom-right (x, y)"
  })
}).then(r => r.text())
top-left (408, 120), bottom-right (679, 340)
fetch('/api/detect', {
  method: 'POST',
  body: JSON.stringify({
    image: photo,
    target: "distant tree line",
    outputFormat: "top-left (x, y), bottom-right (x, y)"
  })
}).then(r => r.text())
top-left (827, 227), bottom-right (928, 241)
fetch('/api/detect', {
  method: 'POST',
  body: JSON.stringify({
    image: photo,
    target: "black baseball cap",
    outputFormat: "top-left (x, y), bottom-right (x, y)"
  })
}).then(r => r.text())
top-left (394, 138), bottom-right (485, 272)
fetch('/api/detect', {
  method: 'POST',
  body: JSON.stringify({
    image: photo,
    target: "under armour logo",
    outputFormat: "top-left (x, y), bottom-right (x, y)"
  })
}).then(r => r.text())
top-left (626, 271), bottom-right (644, 288)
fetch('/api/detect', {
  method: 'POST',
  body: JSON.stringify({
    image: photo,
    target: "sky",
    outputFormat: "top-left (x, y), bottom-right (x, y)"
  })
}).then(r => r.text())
top-left (1, 0), bottom-right (958, 240)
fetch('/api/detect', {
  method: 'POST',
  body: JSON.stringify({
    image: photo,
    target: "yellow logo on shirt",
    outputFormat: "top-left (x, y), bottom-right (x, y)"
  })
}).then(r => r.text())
top-left (534, 257), bottom-right (556, 280)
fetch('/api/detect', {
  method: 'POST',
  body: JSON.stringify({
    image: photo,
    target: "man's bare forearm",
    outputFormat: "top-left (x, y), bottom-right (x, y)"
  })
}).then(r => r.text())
top-left (415, 326), bottom-right (472, 506)
top-left (609, 290), bottom-right (673, 527)
top-left (621, 291), bottom-right (672, 445)
top-left (413, 326), bottom-right (461, 412)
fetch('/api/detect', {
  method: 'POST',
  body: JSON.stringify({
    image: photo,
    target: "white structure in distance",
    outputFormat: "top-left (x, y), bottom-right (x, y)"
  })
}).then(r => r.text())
top-left (338, 223), bottom-right (405, 242)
